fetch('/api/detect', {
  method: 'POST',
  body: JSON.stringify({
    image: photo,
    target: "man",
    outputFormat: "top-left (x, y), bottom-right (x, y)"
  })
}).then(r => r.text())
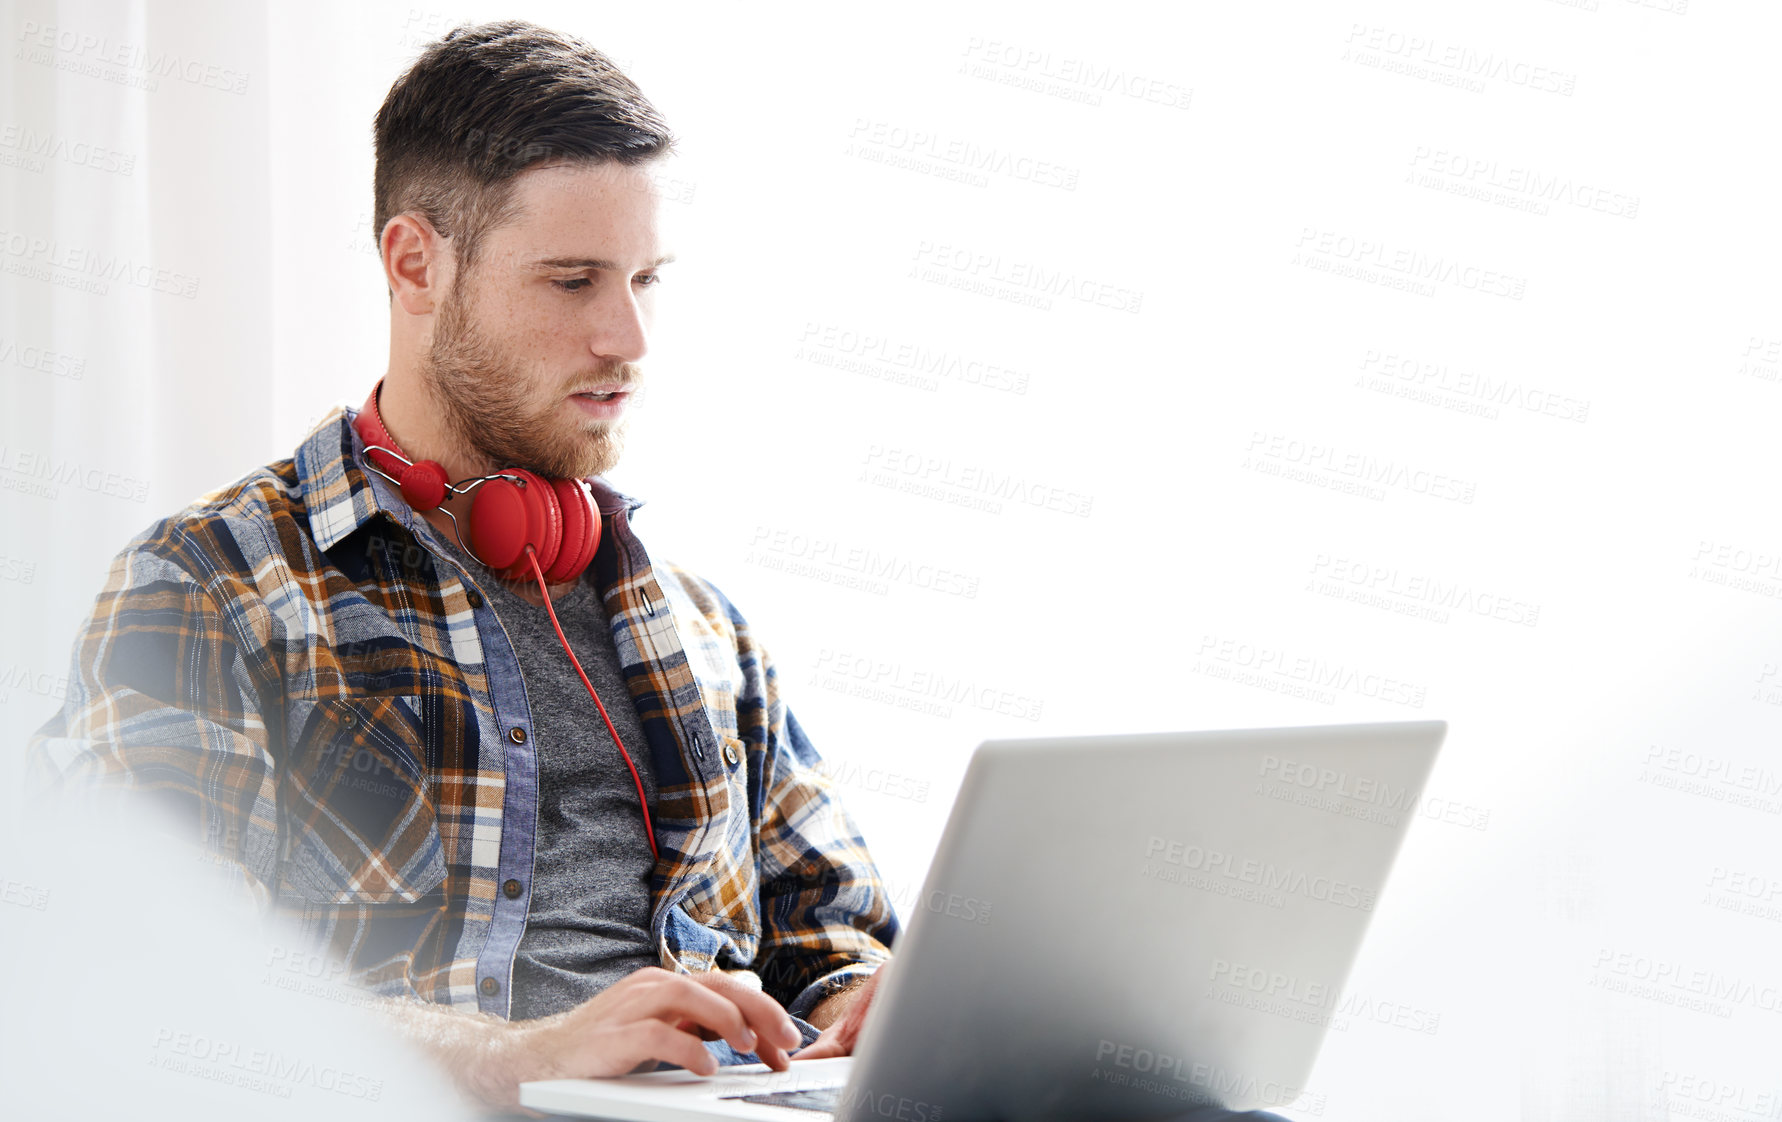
top-left (25, 19), bottom-right (895, 1111)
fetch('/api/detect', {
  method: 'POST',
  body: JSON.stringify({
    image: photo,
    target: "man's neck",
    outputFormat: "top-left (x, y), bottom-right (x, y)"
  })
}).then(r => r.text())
top-left (378, 372), bottom-right (580, 608)
top-left (378, 371), bottom-right (492, 483)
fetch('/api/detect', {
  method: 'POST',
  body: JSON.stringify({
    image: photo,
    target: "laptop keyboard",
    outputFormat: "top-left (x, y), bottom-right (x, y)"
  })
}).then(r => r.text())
top-left (721, 1084), bottom-right (844, 1113)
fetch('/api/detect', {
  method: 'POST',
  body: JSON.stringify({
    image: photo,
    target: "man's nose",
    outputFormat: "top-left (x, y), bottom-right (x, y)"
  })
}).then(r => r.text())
top-left (591, 285), bottom-right (649, 363)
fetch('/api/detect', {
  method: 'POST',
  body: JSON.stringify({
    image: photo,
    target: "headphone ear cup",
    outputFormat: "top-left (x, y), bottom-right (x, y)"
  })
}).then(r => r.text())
top-left (571, 480), bottom-right (602, 576)
top-left (466, 475), bottom-right (530, 572)
top-left (398, 460), bottom-right (450, 512)
top-left (468, 469), bottom-right (553, 575)
top-left (544, 478), bottom-right (600, 584)
top-left (497, 468), bottom-right (561, 581)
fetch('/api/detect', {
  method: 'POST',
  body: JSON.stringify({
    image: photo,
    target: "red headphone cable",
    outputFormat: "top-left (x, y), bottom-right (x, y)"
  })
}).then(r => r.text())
top-left (522, 544), bottom-right (659, 862)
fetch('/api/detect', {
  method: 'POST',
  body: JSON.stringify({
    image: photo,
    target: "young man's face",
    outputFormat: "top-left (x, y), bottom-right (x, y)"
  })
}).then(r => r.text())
top-left (423, 159), bottom-right (671, 480)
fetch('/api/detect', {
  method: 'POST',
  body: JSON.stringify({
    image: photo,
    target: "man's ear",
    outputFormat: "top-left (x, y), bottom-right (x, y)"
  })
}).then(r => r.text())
top-left (381, 212), bottom-right (452, 316)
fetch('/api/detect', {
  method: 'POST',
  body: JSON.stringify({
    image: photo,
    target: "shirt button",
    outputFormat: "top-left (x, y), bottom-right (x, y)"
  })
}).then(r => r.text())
top-left (723, 743), bottom-right (739, 767)
top-left (503, 879), bottom-right (523, 899)
top-left (341, 712), bottom-right (358, 729)
top-left (467, 589), bottom-right (484, 609)
top-left (479, 977), bottom-right (500, 996)
top-left (509, 727), bottom-right (527, 744)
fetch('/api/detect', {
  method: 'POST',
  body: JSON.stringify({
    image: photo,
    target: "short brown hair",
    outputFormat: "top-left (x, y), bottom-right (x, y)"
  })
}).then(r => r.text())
top-left (372, 20), bottom-right (676, 278)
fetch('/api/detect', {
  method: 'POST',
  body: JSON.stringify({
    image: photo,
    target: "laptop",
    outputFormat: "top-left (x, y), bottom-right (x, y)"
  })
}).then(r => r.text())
top-left (521, 720), bottom-right (1448, 1120)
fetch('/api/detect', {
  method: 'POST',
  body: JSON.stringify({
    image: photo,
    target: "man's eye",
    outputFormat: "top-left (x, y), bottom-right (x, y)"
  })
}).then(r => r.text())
top-left (553, 277), bottom-right (592, 293)
top-left (635, 273), bottom-right (660, 287)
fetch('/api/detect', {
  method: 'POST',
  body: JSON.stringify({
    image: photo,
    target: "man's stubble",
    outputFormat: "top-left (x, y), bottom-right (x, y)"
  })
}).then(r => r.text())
top-left (421, 265), bottom-right (635, 481)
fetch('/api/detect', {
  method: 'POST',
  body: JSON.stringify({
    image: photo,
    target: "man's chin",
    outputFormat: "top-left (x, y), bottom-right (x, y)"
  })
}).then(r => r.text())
top-left (519, 437), bottom-right (624, 481)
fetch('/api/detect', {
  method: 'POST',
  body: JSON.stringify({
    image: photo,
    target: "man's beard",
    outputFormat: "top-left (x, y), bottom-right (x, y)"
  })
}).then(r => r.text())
top-left (421, 273), bottom-right (636, 481)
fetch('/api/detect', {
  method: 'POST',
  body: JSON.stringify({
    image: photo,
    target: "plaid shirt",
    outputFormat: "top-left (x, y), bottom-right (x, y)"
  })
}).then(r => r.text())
top-left (25, 404), bottom-right (899, 1019)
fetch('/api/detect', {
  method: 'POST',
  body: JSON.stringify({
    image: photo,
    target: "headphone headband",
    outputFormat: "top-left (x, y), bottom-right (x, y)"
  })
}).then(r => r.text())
top-left (348, 379), bottom-right (602, 584)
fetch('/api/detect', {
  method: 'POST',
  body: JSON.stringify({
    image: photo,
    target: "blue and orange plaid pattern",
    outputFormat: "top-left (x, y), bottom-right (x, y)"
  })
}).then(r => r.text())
top-left (25, 404), bottom-right (899, 1019)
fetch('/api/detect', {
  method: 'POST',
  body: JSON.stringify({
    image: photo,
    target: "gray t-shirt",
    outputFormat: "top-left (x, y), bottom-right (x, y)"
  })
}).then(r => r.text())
top-left (434, 535), bottom-right (661, 1021)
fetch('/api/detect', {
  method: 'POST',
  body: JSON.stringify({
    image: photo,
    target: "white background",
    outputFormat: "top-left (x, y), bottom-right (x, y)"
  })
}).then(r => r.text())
top-left (3, 1), bottom-right (1779, 1119)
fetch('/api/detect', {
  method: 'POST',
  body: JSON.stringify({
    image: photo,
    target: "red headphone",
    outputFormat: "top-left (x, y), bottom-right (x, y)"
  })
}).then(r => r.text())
top-left (350, 379), bottom-right (658, 860)
top-left (352, 380), bottom-right (602, 585)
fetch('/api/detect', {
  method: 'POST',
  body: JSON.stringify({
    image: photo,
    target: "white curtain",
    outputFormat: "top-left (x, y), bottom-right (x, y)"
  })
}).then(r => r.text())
top-left (3, 0), bottom-right (270, 745)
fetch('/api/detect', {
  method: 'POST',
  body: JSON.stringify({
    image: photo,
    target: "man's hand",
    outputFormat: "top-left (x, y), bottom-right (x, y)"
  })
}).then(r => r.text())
top-left (387, 966), bottom-right (805, 1111)
top-left (791, 963), bottom-right (888, 1061)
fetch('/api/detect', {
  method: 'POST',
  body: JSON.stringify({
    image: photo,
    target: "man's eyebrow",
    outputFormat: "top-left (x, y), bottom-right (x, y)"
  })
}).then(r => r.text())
top-left (530, 253), bottom-right (677, 270)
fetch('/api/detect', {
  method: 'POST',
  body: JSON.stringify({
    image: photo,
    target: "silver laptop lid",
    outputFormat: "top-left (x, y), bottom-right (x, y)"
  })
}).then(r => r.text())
top-left (842, 720), bottom-right (1447, 1121)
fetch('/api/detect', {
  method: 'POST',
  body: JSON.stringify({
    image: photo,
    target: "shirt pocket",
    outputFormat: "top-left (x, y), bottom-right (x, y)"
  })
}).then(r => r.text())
top-left (279, 693), bottom-right (447, 905)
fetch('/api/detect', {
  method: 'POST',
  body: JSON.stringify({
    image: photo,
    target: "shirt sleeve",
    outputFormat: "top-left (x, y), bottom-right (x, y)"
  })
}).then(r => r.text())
top-left (23, 527), bottom-right (283, 908)
top-left (747, 667), bottom-right (902, 1019)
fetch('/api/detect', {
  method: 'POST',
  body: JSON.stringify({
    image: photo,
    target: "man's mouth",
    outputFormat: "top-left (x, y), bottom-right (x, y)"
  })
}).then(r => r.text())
top-left (572, 385), bottom-right (632, 402)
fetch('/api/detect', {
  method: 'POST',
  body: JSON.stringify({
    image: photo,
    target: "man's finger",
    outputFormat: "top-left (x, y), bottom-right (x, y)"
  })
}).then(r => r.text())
top-left (618, 972), bottom-right (760, 1057)
top-left (691, 971), bottom-right (803, 1054)
top-left (629, 1020), bottom-right (721, 1077)
top-left (558, 1018), bottom-right (719, 1079)
top-left (792, 969), bottom-right (885, 1061)
top-left (671, 1016), bottom-right (723, 1042)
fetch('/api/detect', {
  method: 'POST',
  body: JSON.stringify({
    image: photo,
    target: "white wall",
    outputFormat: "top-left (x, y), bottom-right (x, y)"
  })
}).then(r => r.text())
top-left (4, 1), bottom-right (1777, 1118)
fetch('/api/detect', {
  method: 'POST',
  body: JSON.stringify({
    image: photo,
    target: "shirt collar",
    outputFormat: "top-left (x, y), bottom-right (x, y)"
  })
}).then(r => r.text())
top-left (294, 404), bottom-right (646, 553)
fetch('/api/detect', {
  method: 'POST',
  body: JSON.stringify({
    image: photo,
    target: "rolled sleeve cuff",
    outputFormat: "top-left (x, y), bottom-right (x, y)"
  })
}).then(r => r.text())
top-left (786, 958), bottom-right (887, 1021)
